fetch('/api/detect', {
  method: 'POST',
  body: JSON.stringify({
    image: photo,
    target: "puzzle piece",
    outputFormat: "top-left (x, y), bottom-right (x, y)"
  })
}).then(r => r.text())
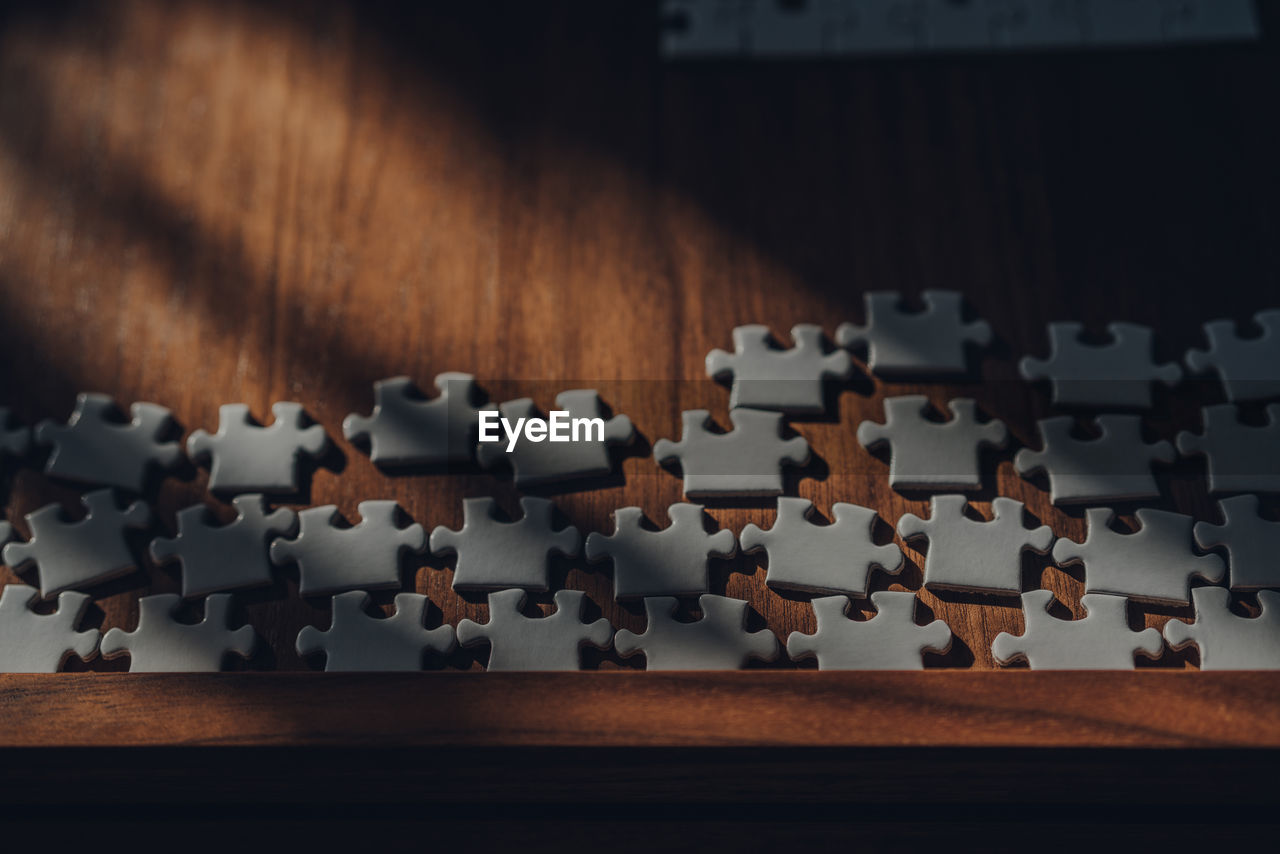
top-left (150, 495), bottom-right (296, 598)
top-left (614, 594), bottom-right (778, 670)
top-left (584, 503), bottom-right (736, 599)
top-left (430, 496), bottom-right (579, 591)
top-left (1013, 415), bottom-right (1174, 505)
top-left (740, 497), bottom-right (902, 596)
top-left (1185, 310), bottom-right (1280, 402)
top-left (1176, 404), bottom-right (1280, 494)
top-left (856, 396), bottom-right (1007, 491)
top-left (992, 590), bottom-right (1163, 670)
top-left (187, 402), bottom-right (328, 495)
top-left (659, 0), bottom-right (750, 57)
top-left (898, 496), bottom-right (1054, 595)
top-left (35, 393), bottom-right (181, 491)
top-left (836, 290), bottom-right (990, 377)
top-left (3, 489), bottom-right (150, 597)
top-left (1193, 495), bottom-right (1280, 591)
top-left (343, 373), bottom-right (480, 467)
top-left (476, 390), bottom-right (633, 485)
top-left (457, 589), bottom-right (611, 671)
top-left (0, 407), bottom-right (30, 461)
top-left (787, 591), bottom-right (952, 670)
top-left (653, 409), bottom-right (809, 497)
top-left (705, 323), bottom-right (852, 413)
top-left (100, 593), bottom-right (256, 672)
top-left (296, 591), bottom-right (456, 671)
top-left (270, 501), bottom-right (424, 597)
top-left (1052, 508), bottom-right (1224, 606)
top-left (1018, 322), bottom-right (1181, 409)
top-left (1164, 587), bottom-right (1280, 670)
top-left (0, 585), bottom-right (99, 672)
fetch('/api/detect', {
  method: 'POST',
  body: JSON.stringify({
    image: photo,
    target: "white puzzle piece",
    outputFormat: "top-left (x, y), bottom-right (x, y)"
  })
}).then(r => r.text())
top-left (1184, 309), bottom-right (1280, 402)
top-left (1018, 322), bottom-right (1180, 409)
top-left (787, 591), bottom-right (952, 670)
top-left (584, 503), bottom-right (736, 599)
top-left (653, 408), bottom-right (809, 497)
top-left (898, 496), bottom-right (1053, 595)
top-left (343, 373), bottom-right (481, 466)
top-left (35, 393), bottom-right (181, 492)
top-left (0, 585), bottom-right (99, 672)
top-left (100, 593), bottom-right (256, 672)
top-left (856, 396), bottom-right (1007, 491)
top-left (456, 589), bottom-right (611, 671)
top-left (430, 496), bottom-right (580, 592)
top-left (476, 389), bottom-right (633, 485)
top-left (187, 401), bottom-right (329, 495)
top-left (613, 594), bottom-right (779, 670)
top-left (270, 501), bottom-right (424, 597)
top-left (1193, 496), bottom-right (1280, 591)
top-left (739, 497), bottom-right (902, 597)
top-left (836, 290), bottom-right (990, 377)
top-left (1176, 404), bottom-right (1280, 495)
top-left (992, 590), bottom-right (1163, 670)
top-left (1014, 415), bottom-right (1174, 505)
top-left (296, 591), bottom-right (456, 672)
top-left (1164, 587), bottom-right (1280, 671)
top-left (705, 323), bottom-right (852, 413)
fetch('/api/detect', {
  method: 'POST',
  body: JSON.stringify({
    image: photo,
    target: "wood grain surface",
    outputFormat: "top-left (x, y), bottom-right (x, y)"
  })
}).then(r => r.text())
top-left (0, 0), bottom-right (1277, 683)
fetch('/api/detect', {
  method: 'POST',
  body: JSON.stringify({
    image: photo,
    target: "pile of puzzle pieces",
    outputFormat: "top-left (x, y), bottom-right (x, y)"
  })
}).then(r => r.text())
top-left (0, 291), bottom-right (1277, 672)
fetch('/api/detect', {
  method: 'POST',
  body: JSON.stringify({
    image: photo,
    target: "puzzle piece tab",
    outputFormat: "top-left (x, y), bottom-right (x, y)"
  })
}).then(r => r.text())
top-left (705, 324), bottom-right (851, 413)
top-left (35, 393), bottom-right (181, 492)
top-left (187, 402), bottom-right (328, 495)
top-left (1176, 404), bottom-right (1280, 495)
top-left (150, 495), bottom-right (296, 598)
top-left (614, 594), bottom-right (778, 670)
top-left (1185, 309), bottom-right (1280, 402)
top-left (296, 591), bottom-right (456, 671)
top-left (1014, 415), bottom-right (1174, 505)
top-left (343, 373), bottom-right (480, 467)
top-left (476, 390), bottom-right (632, 486)
top-left (270, 501), bottom-right (424, 597)
top-left (100, 593), bottom-right (256, 672)
top-left (856, 396), bottom-right (1007, 491)
top-left (836, 290), bottom-right (990, 377)
top-left (0, 585), bottom-right (99, 672)
top-left (0, 407), bottom-right (30, 462)
top-left (584, 503), bottom-right (735, 599)
top-left (740, 497), bottom-right (902, 597)
top-left (1164, 587), bottom-right (1280, 670)
top-left (1019, 322), bottom-right (1181, 409)
top-left (787, 591), bottom-right (952, 670)
top-left (430, 497), bottom-right (579, 592)
top-left (992, 590), bottom-right (1163, 670)
top-left (653, 409), bottom-right (809, 497)
top-left (1193, 495), bottom-right (1280, 591)
top-left (457, 589), bottom-right (611, 671)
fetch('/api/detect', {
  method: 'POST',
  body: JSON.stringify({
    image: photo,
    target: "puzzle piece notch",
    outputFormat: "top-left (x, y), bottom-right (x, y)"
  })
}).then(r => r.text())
top-left (1164, 587), bottom-right (1280, 671)
top-left (786, 591), bottom-right (952, 670)
top-left (0, 585), bottom-right (99, 672)
top-left (100, 593), bottom-right (256, 672)
top-left (992, 590), bottom-right (1163, 670)
top-left (3, 489), bottom-right (151, 598)
top-left (740, 497), bottom-right (902, 597)
top-left (1193, 495), bottom-right (1280, 591)
top-left (1018, 322), bottom-right (1181, 409)
top-left (0, 406), bottom-right (30, 461)
top-left (343, 373), bottom-right (480, 466)
top-left (836, 290), bottom-right (991, 377)
top-left (187, 401), bottom-right (329, 495)
top-left (653, 408), bottom-right (810, 497)
top-left (457, 589), bottom-right (612, 671)
top-left (856, 396), bottom-right (1007, 491)
top-left (614, 594), bottom-right (778, 670)
top-left (1013, 415), bottom-right (1175, 505)
top-left (705, 323), bottom-right (852, 413)
top-left (430, 496), bottom-right (580, 592)
top-left (584, 503), bottom-right (736, 599)
top-left (1053, 508), bottom-right (1224, 605)
top-left (898, 495), bottom-right (1054, 595)
top-left (296, 591), bottom-right (456, 671)
top-left (150, 495), bottom-right (297, 598)
top-left (35, 393), bottom-right (182, 492)
top-left (1185, 309), bottom-right (1280, 402)
top-left (270, 500), bottom-right (424, 597)
top-left (1176, 404), bottom-right (1280, 495)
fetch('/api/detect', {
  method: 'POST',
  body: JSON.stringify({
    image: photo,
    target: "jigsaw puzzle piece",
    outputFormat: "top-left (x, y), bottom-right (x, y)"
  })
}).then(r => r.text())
top-left (1185, 310), bottom-right (1280, 402)
top-left (653, 409), bottom-right (809, 497)
top-left (1014, 415), bottom-right (1174, 505)
top-left (150, 495), bottom-right (296, 598)
top-left (659, 0), bottom-right (751, 57)
top-left (1193, 495), bottom-right (1280, 592)
top-left (1176, 404), bottom-right (1280, 495)
top-left (993, 590), bottom-right (1163, 669)
top-left (0, 585), bottom-right (99, 672)
top-left (856, 396), bottom-right (1007, 491)
top-left (584, 503), bottom-right (736, 599)
top-left (614, 594), bottom-right (778, 670)
top-left (430, 497), bottom-right (579, 592)
top-left (296, 591), bottom-right (456, 671)
top-left (35, 393), bottom-right (181, 492)
top-left (343, 373), bottom-right (480, 466)
top-left (187, 401), bottom-right (329, 495)
top-left (0, 407), bottom-right (30, 462)
top-left (836, 290), bottom-right (990, 377)
top-left (457, 589), bottom-right (611, 671)
top-left (1164, 587), bottom-right (1280, 670)
top-left (100, 593), bottom-right (256, 672)
top-left (787, 591), bottom-right (952, 670)
top-left (705, 323), bottom-right (851, 413)
top-left (1019, 322), bottom-right (1181, 409)
top-left (269, 500), bottom-right (424, 597)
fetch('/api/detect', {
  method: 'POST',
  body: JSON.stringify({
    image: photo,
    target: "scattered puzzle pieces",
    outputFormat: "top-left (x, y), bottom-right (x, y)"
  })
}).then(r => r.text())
top-left (614, 594), bottom-right (779, 670)
top-left (856, 396), bottom-right (1007, 491)
top-left (705, 323), bottom-right (852, 413)
top-left (150, 495), bottom-right (296, 598)
top-left (787, 591), bottom-right (952, 670)
top-left (740, 497), bottom-right (902, 596)
top-left (476, 390), bottom-right (633, 485)
top-left (430, 496), bottom-right (579, 592)
top-left (270, 501), bottom-right (424, 597)
top-left (35, 393), bottom-right (181, 492)
top-left (1185, 309), bottom-right (1280, 402)
top-left (585, 503), bottom-right (735, 599)
top-left (653, 409), bottom-right (809, 497)
top-left (296, 591), bottom-right (456, 671)
top-left (0, 585), bottom-right (99, 672)
top-left (187, 402), bottom-right (328, 495)
top-left (457, 589), bottom-right (611, 671)
top-left (992, 590), bottom-right (1163, 670)
top-left (1052, 508), bottom-right (1224, 606)
top-left (1193, 495), bottom-right (1280, 591)
top-left (0, 407), bottom-right (30, 462)
top-left (898, 496), bottom-right (1053, 595)
top-left (1176, 404), bottom-right (1280, 494)
top-left (1164, 587), bottom-right (1280, 670)
top-left (3, 489), bottom-right (150, 597)
top-left (1019, 322), bottom-right (1181, 409)
top-left (343, 373), bottom-right (480, 467)
top-left (100, 593), bottom-right (256, 672)
top-left (1014, 415), bottom-right (1174, 505)
top-left (836, 290), bottom-right (990, 377)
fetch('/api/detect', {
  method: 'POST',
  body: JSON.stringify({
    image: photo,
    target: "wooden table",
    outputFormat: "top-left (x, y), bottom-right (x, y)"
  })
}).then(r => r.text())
top-left (0, 0), bottom-right (1277, 840)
